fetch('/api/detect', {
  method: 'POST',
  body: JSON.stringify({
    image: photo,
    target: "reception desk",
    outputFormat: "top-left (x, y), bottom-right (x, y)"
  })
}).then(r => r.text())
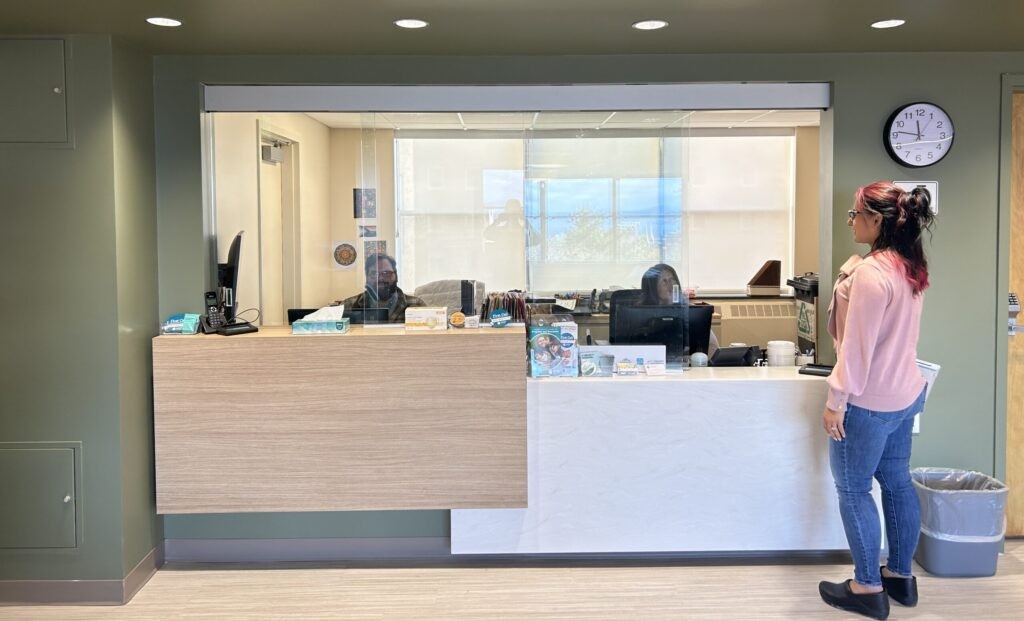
top-left (152, 325), bottom-right (527, 514)
top-left (452, 369), bottom-right (872, 554)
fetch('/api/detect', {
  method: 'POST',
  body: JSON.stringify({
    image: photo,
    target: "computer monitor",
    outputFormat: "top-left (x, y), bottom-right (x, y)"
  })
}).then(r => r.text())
top-left (217, 231), bottom-right (243, 322)
top-left (609, 302), bottom-right (714, 363)
top-left (287, 308), bottom-right (317, 325)
top-left (346, 307), bottom-right (391, 325)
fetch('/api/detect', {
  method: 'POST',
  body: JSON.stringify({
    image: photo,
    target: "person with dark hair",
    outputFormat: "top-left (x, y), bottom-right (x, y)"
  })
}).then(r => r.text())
top-left (334, 253), bottom-right (425, 322)
top-left (639, 263), bottom-right (719, 356)
top-left (818, 182), bottom-right (936, 620)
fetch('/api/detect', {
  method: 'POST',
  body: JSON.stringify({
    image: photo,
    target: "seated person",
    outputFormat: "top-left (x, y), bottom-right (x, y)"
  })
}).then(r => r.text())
top-left (640, 263), bottom-right (719, 357)
top-left (333, 253), bottom-right (425, 323)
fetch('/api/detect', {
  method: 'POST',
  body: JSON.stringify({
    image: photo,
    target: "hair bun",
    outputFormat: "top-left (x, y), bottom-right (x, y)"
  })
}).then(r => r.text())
top-left (909, 186), bottom-right (931, 215)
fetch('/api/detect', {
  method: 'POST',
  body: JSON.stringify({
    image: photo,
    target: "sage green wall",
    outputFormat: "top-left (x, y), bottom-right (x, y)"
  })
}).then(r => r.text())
top-left (0, 35), bottom-right (160, 581)
top-left (155, 52), bottom-right (1022, 539)
top-left (0, 36), bottom-right (123, 579)
top-left (111, 39), bottom-right (162, 573)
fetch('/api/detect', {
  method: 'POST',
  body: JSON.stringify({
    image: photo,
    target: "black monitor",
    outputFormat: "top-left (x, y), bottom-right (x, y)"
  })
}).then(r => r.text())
top-left (287, 308), bottom-right (317, 325)
top-left (217, 231), bottom-right (243, 322)
top-left (346, 307), bottom-right (391, 325)
top-left (609, 290), bottom-right (714, 363)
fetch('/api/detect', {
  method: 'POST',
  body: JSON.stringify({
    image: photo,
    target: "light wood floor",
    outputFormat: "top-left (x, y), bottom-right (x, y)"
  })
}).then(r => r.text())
top-left (4, 541), bottom-right (1024, 620)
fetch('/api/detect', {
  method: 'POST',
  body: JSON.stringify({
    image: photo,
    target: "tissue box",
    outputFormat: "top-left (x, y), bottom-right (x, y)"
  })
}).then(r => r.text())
top-left (528, 321), bottom-right (578, 377)
top-left (291, 318), bottom-right (350, 334)
top-left (405, 307), bottom-right (448, 331)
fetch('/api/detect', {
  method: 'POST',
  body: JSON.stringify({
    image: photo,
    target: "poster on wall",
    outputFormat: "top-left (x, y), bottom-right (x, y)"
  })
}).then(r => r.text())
top-left (332, 241), bottom-right (358, 271)
top-left (357, 223), bottom-right (378, 238)
top-left (353, 188), bottom-right (377, 218)
top-left (364, 240), bottom-right (387, 258)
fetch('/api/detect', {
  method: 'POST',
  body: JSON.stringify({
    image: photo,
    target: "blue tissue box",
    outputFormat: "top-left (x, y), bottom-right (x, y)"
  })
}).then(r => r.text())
top-left (291, 318), bottom-right (350, 334)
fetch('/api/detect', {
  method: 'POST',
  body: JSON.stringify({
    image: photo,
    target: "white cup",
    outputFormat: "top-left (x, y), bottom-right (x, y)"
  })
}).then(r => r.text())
top-left (768, 353), bottom-right (796, 367)
top-left (691, 352), bottom-right (709, 367)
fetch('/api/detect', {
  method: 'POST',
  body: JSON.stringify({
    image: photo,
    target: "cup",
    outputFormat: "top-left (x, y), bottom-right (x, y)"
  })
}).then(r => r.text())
top-left (768, 354), bottom-right (796, 367)
top-left (796, 354), bottom-right (814, 366)
top-left (691, 352), bottom-right (709, 367)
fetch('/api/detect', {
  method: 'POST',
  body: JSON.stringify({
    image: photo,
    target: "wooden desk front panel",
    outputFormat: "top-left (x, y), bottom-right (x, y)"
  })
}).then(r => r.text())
top-left (153, 327), bottom-right (526, 514)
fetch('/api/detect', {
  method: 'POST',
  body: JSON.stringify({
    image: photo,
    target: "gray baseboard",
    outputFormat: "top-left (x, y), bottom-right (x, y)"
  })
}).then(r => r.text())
top-left (0, 544), bottom-right (163, 606)
top-left (164, 536), bottom-right (451, 563)
top-left (124, 544), bottom-right (164, 602)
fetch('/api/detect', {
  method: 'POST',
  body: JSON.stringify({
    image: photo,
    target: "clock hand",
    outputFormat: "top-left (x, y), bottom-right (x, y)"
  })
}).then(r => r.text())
top-left (895, 131), bottom-right (918, 136)
top-left (915, 119), bottom-right (922, 140)
top-left (899, 137), bottom-right (952, 147)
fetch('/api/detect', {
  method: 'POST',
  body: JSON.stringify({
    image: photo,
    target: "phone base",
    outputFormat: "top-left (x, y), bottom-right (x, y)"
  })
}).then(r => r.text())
top-left (218, 321), bottom-right (258, 336)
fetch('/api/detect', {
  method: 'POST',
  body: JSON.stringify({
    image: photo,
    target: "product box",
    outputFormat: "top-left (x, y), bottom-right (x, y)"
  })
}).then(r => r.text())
top-left (405, 306), bottom-right (448, 331)
top-left (528, 320), bottom-right (578, 377)
top-left (578, 345), bottom-right (667, 376)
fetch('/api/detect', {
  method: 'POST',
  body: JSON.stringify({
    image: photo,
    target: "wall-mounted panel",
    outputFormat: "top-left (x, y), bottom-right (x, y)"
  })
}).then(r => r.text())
top-left (0, 39), bottom-right (68, 143)
top-left (0, 447), bottom-right (77, 548)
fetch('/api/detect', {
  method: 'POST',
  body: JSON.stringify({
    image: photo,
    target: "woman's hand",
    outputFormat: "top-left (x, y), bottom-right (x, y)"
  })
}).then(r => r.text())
top-left (823, 407), bottom-right (845, 441)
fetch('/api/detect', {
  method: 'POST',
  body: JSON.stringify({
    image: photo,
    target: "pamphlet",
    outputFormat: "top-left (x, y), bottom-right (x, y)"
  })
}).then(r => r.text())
top-left (528, 321), bottom-right (579, 377)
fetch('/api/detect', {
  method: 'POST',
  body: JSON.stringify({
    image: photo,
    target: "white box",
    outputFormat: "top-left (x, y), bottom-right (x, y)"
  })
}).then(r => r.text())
top-left (405, 306), bottom-right (448, 331)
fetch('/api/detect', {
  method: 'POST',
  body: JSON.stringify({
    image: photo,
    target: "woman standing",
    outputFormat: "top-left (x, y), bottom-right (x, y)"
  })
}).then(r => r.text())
top-left (818, 182), bottom-right (935, 620)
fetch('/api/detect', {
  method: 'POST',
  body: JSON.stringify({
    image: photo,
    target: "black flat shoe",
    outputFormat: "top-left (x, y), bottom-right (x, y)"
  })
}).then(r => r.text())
top-left (880, 566), bottom-right (918, 607)
top-left (818, 579), bottom-right (890, 620)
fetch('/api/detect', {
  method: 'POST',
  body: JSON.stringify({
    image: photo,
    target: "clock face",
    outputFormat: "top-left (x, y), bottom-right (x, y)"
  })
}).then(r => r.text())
top-left (884, 102), bottom-right (954, 168)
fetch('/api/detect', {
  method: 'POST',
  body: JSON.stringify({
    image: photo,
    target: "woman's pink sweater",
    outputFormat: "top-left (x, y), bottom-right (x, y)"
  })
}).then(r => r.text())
top-left (826, 251), bottom-right (926, 413)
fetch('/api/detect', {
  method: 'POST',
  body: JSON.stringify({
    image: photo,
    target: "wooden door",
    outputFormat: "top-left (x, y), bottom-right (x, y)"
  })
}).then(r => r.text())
top-left (1007, 92), bottom-right (1024, 536)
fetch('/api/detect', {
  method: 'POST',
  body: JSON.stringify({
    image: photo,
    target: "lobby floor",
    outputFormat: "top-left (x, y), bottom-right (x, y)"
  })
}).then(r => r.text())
top-left (2, 541), bottom-right (1022, 620)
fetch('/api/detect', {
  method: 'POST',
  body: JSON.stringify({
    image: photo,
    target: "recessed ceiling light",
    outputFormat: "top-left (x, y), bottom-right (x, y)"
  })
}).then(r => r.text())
top-left (871, 19), bottom-right (905, 29)
top-left (394, 19), bottom-right (429, 29)
top-left (632, 20), bottom-right (668, 31)
top-left (146, 17), bottom-right (182, 28)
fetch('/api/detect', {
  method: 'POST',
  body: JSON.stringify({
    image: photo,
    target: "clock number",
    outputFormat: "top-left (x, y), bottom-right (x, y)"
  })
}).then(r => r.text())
top-left (936, 143), bottom-right (942, 150)
top-left (904, 112), bottom-right (913, 120)
top-left (915, 155), bottom-right (922, 162)
top-left (936, 121), bottom-right (943, 128)
top-left (940, 132), bottom-right (946, 139)
top-left (927, 152), bottom-right (934, 160)
top-left (891, 131), bottom-right (899, 139)
top-left (916, 108), bottom-right (925, 116)
top-left (905, 151), bottom-right (910, 158)
top-left (895, 120), bottom-right (905, 127)
top-left (895, 143), bottom-right (902, 149)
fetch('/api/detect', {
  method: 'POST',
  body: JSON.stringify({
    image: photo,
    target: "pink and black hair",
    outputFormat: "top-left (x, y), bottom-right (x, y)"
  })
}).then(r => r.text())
top-left (854, 181), bottom-right (936, 295)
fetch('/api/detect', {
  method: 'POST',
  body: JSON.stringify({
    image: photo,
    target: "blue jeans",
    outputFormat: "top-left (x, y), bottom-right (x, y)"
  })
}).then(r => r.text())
top-left (829, 386), bottom-right (926, 587)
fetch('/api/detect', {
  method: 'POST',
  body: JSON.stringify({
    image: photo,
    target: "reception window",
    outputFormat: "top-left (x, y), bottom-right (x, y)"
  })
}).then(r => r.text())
top-left (208, 109), bottom-right (817, 324)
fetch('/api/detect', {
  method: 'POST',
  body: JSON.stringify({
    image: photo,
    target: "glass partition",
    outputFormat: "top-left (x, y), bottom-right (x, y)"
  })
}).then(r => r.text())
top-left (209, 109), bottom-right (816, 326)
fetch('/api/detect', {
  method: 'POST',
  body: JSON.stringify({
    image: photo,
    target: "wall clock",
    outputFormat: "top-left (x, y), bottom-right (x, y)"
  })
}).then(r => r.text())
top-left (883, 102), bottom-right (954, 168)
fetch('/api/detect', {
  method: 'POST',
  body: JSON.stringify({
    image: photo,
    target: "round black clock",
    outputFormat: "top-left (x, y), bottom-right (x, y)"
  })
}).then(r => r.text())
top-left (883, 102), bottom-right (954, 168)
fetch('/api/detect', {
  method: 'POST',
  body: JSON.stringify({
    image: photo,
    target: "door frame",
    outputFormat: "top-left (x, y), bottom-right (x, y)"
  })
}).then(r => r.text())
top-left (257, 121), bottom-right (302, 316)
top-left (996, 74), bottom-right (1024, 481)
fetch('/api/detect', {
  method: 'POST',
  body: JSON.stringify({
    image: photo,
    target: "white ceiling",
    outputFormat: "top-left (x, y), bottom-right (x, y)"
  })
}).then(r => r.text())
top-left (1, 1), bottom-right (1023, 55)
top-left (305, 110), bottom-right (821, 131)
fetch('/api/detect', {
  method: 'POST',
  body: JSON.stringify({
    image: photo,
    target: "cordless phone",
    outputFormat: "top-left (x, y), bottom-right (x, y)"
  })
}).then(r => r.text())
top-left (202, 291), bottom-right (227, 333)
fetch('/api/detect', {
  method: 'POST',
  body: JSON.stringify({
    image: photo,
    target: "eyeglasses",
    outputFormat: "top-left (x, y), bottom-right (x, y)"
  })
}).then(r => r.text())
top-left (847, 210), bottom-right (864, 220)
top-left (368, 270), bottom-right (396, 279)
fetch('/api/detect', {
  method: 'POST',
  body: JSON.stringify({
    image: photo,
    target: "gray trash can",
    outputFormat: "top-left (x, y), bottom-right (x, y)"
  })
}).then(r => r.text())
top-left (911, 468), bottom-right (1008, 577)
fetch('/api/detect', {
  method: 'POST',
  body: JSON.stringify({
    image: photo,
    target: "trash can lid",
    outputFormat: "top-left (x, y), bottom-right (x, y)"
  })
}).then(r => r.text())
top-left (786, 272), bottom-right (819, 295)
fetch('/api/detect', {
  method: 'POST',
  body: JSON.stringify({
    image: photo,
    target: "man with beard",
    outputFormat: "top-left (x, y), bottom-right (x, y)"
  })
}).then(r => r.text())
top-left (334, 253), bottom-right (425, 323)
